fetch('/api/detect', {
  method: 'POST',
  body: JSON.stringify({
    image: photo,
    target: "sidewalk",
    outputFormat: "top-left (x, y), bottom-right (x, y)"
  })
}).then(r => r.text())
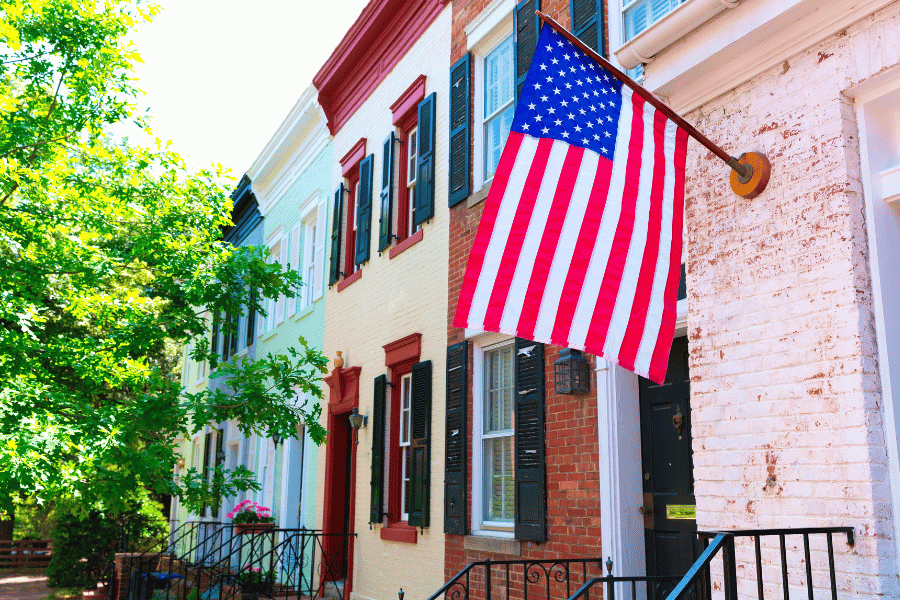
top-left (0, 570), bottom-right (50, 600)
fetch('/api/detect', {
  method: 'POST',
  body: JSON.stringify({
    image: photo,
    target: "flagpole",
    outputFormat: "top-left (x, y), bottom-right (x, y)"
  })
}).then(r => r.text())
top-left (536, 11), bottom-right (771, 198)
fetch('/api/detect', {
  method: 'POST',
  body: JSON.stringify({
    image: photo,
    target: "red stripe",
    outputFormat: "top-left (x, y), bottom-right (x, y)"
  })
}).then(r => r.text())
top-left (453, 131), bottom-right (524, 329)
top-left (482, 137), bottom-right (555, 332)
top-left (583, 94), bottom-right (647, 352)
top-left (549, 157), bottom-right (613, 346)
top-left (647, 127), bottom-right (688, 384)
top-left (515, 145), bottom-right (585, 341)
top-left (617, 110), bottom-right (669, 372)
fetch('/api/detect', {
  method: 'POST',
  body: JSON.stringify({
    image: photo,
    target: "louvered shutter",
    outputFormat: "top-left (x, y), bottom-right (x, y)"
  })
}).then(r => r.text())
top-left (513, 338), bottom-right (546, 541)
top-left (379, 133), bottom-right (395, 252)
top-left (414, 93), bottom-right (436, 226)
top-left (329, 184), bottom-right (344, 286)
top-left (211, 312), bottom-right (220, 357)
top-left (515, 0), bottom-right (541, 100)
top-left (314, 195), bottom-right (327, 300)
top-left (570, 0), bottom-right (604, 56)
top-left (211, 428), bottom-right (224, 518)
top-left (246, 289), bottom-right (256, 348)
top-left (444, 342), bottom-right (468, 534)
top-left (288, 224), bottom-right (301, 316)
top-left (355, 154), bottom-right (374, 265)
top-left (202, 430), bottom-right (213, 514)
top-left (448, 54), bottom-right (471, 207)
top-left (370, 375), bottom-right (387, 523)
top-left (409, 360), bottom-right (432, 527)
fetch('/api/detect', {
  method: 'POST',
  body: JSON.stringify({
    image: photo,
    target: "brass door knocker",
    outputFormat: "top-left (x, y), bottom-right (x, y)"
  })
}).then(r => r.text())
top-left (672, 405), bottom-right (684, 440)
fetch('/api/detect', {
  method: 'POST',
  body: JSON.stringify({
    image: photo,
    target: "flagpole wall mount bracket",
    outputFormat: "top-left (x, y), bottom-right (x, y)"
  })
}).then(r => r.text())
top-left (729, 152), bottom-right (771, 199)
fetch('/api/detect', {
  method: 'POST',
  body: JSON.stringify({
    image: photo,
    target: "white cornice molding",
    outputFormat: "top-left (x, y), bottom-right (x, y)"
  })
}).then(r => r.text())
top-left (614, 0), bottom-right (741, 70)
top-left (246, 84), bottom-right (332, 217)
top-left (465, 0), bottom-right (515, 51)
top-left (624, 0), bottom-right (897, 113)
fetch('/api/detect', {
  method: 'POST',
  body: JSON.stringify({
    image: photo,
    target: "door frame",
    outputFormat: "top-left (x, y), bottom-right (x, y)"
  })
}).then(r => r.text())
top-left (597, 299), bottom-right (688, 586)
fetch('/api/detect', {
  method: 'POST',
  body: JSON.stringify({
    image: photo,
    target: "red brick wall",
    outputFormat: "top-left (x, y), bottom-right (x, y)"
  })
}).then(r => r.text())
top-left (446, 0), bottom-right (606, 588)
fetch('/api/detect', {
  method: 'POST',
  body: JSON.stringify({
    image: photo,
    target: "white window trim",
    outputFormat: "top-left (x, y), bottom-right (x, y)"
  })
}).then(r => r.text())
top-left (471, 9), bottom-right (514, 190)
top-left (471, 332), bottom-right (516, 538)
top-left (399, 372), bottom-right (413, 521)
top-left (301, 211), bottom-right (318, 311)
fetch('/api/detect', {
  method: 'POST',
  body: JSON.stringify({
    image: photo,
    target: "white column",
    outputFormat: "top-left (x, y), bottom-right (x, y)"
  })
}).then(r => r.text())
top-left (596, 360), bottom-right (646, 594)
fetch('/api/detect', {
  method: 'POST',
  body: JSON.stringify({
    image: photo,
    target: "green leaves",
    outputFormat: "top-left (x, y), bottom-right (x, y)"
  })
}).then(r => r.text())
top-left (0, 0), bottom-right (327, 517)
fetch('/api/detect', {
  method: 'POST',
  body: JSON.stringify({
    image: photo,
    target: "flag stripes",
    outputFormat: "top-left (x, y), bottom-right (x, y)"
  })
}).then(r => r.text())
top-left (453, 25), bottom-right (689, 383)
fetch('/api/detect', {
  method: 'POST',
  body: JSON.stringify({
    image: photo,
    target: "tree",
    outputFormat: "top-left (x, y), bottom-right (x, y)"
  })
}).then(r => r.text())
top-left (0, 0), bottom-right (328, 518)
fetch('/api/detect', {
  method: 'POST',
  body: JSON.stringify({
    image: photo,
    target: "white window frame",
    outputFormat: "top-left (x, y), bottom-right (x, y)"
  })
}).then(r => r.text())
top-left (471, 332), bottom-right (516, 537)
top-left (406, 127), bottom-right (418, 238)
top-left (263, 229), bottom-right (285, 334)
top-left (469, 4), bottom-right (515, 190)
top-left (481, 34), bottom-right (516, 186)
top-left (399, 373), bottom-right (413, 521)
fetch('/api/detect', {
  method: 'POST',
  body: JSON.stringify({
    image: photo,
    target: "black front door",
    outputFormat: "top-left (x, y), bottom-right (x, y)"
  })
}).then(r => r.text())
top-left (639, 336), bottom-right (695, 578)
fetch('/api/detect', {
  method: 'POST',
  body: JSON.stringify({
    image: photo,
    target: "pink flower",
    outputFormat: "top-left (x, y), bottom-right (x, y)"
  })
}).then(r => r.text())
top-left (226, 512), bottom-right (234, 519)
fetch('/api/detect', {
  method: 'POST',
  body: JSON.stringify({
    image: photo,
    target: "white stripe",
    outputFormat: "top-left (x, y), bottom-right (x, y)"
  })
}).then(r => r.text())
top-left (499, 140), bottom-right (571, 335)
top-left (466, 135), bottom-right (540, 329)
top-left (531, 150), bottom-right (601, 343)
top-left (634, 119), bottom-right (679, 376)
top-left (567, 86), bottom-right (636, 350)
top-left (602, 102), bottom-right (658, 361)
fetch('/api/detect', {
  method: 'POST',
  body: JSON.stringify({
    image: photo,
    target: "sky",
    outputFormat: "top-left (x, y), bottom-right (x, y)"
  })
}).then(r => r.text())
top-left (128, 0), bottom-right (370, 178)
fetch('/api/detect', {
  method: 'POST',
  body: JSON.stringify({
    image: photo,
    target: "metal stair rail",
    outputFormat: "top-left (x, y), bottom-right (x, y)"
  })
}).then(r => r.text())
top-left (564, 527), bottom-right (855, 600)
top-left (425, 558), bottom-right (679, 600)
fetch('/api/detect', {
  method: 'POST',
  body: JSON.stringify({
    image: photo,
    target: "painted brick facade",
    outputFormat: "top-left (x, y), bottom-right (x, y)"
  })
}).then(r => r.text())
top-left (676, 2), bottom-right (900, 596)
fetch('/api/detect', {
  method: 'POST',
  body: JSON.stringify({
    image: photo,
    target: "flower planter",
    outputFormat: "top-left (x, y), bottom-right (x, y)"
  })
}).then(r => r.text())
top-left (233, 522), bottom-right (275, 535)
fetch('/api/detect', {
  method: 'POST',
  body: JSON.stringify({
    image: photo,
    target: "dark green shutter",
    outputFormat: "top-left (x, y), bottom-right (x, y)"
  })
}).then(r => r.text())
top-left (514, 338), bottom-right (546, 541)
top-left (370, 375), bottom-right (387, 523)
top-left (246, 289), bottom-right (256, 347)
top-left (570, 0), bottom-right (604, 56)
top-left (355, 154), bottom-right (374, 265)
top-left (211, 428), bottom-right (224, 518)
top-left (448, 54), bottom-right (471, 207)
top-left (329, 183), bottom-right (344, 285)
top-left (379, 133), bottom-right (395, 252)
top-left (444, 342), bottom-right (468, 534)
top-left (211, 311), bottom-right (220, 357)
top-left (515, 0), bottom-right (541, 100)
top-left (202, 431), bottom-right (213, 515)
top-left (409, 360), bottom-right (432, 527)
top-left (414, 93), bottom-right (436, 226)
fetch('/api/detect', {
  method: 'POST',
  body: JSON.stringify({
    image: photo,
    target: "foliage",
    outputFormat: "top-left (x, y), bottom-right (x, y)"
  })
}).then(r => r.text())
top-left (237, 565), bottom-right (274, 593)
top-left (227, 500), bottom-right (274, 524)
top-left (13, 497), bottom-right (58, 539)
top-left (0, 0), bottom-right (328, 519)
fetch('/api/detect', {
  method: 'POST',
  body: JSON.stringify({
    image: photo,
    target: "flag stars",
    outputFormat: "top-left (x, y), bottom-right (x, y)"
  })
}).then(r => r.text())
top-left (561, 131), bottom-right (570, 138)
top-left (529, 103), bottom-right (536, 110)
top-left (542, 127), bottom-right (550, 134)
top-left (554, 88), bottom-right (561, 95)
top-left (552, 57), bottom-right (559, 64)
top-left (546, 75), bottom-right (554, 82)
top-left (540, 63), bottom-right (547, 70)
top-left (554, 119), bottom-right (563, 126)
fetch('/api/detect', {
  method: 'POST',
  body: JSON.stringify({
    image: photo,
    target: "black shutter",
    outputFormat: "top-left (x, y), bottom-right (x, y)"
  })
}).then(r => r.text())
top-left (448, 54), bottom-right (471, 207)
top-left (414, 93), bottom-right (436, 226)
top-left (370, 375), bottom-right (387, 523)
top-left (570, 0), bottom-right (604, 56)
top-left (444, 342), bottom-right (468, 534)
top-left (379, 133), bottom-right (395, 252)
top-left (211, 311), bottom-right (220, 357)
top-left (211, 428), bottom-right (224, 518)
top-left (202, 431), bottom-right (213, 515)
top-left (514, 338), bottom-right (546, 541)
top-left (355, 154), bottom-right (374, 265)
top-left (246, 289), bottom-right (256, 347)
top-left (515, 0), bottom-right (541, 100)
top-left (409, 360), bottom-right (432, 527)
top-left (329, 183), bottom-right (344, 285)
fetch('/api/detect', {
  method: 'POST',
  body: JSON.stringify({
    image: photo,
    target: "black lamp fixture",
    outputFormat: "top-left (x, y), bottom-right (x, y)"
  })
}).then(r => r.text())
top-left (349, 407), bottom-right (368, 444)
top-left (554, 348), bottom-right (591, 394)
top-left (272, 431), bottom-right (284, 447)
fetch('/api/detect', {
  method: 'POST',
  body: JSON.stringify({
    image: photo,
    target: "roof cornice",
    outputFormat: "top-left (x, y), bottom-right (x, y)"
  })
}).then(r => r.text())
top-left (313, 0), bottom-right (449, 136)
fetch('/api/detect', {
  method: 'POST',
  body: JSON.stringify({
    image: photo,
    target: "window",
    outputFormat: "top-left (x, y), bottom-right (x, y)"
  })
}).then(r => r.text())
top-left (406, 128), bottom-right (418, 238)
top-left (299, 213), bottom-right (317, 311)
top-left (479, 340), bottom-right (516, 528)
top-left (344, 172), bottom-right (359, 277)
top-left (396, 119), bottom-right (422, 242)
top-left (623, 0), bottom-right (685, 42)
top-left (399, 373), bottom-right (413, 521)
top-left (483, 35), bottom-right (515, 183)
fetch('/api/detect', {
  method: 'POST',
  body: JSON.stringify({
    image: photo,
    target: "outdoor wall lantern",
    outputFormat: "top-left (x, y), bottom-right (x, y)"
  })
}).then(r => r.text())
top-left (272, 432), bottom-right (284, 447)
top-left (554, 348), bottom-right (591, 394)
top-left (349, 407), bottom-right (368, 444)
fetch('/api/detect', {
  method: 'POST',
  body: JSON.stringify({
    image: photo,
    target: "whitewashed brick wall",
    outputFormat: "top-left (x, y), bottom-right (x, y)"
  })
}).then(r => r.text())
top-left (684, 2), bottom-right (900, 596)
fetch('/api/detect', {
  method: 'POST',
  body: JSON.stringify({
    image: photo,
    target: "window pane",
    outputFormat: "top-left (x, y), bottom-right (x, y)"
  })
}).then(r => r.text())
top-left (484, 105), bottom-right (514, 182)
top-left (485, 36), bottom-right (514, 117)
top-left (624, 0), bottom-right (683, 42)
top-left (484, 435), bottom-right (515, 522)
top-left (484, 345), bottom-right (514, 434)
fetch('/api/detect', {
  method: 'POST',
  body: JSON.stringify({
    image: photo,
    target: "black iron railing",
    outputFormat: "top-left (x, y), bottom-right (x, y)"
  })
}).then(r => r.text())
top-left (116, 525), bottom-right (354, 600)
top-left (563, 527), bottom-right (855, 600)
top-left (427, 558), bottom-right (648, 600)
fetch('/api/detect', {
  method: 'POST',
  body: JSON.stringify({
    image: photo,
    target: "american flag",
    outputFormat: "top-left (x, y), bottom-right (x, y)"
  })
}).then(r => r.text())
top-left (454, 24), bottom-right (688, 384)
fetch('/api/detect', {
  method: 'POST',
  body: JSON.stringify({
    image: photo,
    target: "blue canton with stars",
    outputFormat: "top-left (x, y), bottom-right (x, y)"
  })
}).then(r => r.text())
top-left (511, 26), bottom-right (624, 159)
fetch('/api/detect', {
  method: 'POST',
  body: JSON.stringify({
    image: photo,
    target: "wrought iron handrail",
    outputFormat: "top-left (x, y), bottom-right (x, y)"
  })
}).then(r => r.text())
top-left (562, 527), bottom-right (855, 600)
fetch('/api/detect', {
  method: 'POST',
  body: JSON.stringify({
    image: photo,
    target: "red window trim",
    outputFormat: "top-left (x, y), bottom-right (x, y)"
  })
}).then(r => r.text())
top-left (336, 268), bottom-right (362, 292)
top-left (396, 113), bottom-right (418, 243)
top-left (344, 169), bottom-right (360, 279)
top-left (388, 228), bottom-right (423, 260)
top-left (340, 138), bottom-right (367, 177)
top-left (381, 333), bottom-right (422, 542)
top-left (390, 75), bottom-right (427, 125)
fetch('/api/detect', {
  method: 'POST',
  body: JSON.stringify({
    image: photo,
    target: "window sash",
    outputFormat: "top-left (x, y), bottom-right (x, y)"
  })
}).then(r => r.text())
top-left (301, 218), bottom-right (317, 310)
top-left (483, 434), bottom-right (515, 523)
top-left (399, 372), bottom-right (413, 521)
top-left (623, 0), bottom-right (684, 42)
top-left (484, 36), bottom-right (515, 121)
top-left (407, 128), bottom-right (418, 186)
